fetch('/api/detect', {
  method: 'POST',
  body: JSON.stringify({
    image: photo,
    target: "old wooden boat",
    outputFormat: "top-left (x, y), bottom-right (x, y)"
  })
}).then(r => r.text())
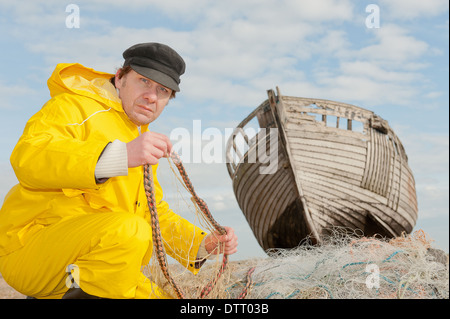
top-left (226, 88), bottom-right (418, 251)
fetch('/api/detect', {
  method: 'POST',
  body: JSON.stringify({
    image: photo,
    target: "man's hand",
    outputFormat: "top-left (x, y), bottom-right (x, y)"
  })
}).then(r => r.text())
top-left (126, 131), bottom-right (172, 167)
top-left (205, 226), bottom-right (238, 256)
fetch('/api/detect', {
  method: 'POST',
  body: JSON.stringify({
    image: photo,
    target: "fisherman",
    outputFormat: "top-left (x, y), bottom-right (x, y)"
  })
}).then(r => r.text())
top-left (0, 42), bottom-right (238, 299)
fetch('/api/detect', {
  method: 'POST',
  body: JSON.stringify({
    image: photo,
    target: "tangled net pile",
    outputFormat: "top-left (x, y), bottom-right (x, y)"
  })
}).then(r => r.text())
top-left (168, 229), bottom-right (448, 299)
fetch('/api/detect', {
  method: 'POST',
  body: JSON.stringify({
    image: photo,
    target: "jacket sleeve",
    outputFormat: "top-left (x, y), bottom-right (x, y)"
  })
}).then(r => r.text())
top-left (151, 165), bottom-right (208, 275)
top-left (11, 94), bottom-right (110, 190)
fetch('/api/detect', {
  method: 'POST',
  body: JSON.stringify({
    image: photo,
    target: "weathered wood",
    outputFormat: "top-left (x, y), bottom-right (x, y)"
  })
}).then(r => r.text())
top-left (225, 88), bottom-right (418, 252)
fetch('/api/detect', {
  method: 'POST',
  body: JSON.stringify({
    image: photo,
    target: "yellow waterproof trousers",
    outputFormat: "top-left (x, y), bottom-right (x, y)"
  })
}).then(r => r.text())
top-left (0, 212), bottom-right (171, 299)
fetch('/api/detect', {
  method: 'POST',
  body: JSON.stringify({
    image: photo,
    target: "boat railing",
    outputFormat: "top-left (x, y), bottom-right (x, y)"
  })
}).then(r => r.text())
top-left (225, 101), bottom-right (270, 179)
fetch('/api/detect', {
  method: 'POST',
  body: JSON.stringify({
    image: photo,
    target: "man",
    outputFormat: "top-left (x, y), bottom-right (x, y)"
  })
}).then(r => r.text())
top-left (0, 42), bottom-right (238, 299)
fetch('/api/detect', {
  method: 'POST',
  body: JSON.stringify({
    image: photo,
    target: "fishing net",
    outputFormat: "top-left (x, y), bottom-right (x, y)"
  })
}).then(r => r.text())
top-left (145, 159), bottom-right (447, 299)
top-left (164, 229), bottom-right (448, 299)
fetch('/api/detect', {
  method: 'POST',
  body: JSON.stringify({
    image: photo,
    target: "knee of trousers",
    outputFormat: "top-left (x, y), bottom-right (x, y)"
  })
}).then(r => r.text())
top-left (93, 213), bottom-right (152, 253)
top-left (0, 213), bottom-right (153, 298)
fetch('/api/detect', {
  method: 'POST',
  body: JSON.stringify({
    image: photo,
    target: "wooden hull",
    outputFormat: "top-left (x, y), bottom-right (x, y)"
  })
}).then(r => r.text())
top-left (226, 88), bottom-right (418, 252)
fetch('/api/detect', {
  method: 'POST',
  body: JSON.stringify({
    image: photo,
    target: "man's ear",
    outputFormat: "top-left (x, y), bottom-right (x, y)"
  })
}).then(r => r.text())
top-left (115, 69), bottom-right (123, 89)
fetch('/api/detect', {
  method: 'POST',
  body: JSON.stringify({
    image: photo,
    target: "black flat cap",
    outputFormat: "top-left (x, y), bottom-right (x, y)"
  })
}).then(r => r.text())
top-left (122, 42), bottom-right (185, 92)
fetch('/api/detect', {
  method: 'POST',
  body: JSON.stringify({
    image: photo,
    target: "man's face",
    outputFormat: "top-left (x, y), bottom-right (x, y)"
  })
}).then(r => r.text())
top-left (115, 69), bottom-right (172, 126)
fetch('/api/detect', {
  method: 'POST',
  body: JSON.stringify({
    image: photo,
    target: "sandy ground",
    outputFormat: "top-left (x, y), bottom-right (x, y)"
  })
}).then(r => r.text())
top-left (0, 273), bottom-right (25, 299)
top-left (0, 235), bottom-right (446, 299)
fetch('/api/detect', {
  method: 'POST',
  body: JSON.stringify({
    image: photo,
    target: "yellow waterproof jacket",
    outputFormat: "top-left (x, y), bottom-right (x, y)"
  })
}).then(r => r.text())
top-left (0, 63), bottom-right (206, 273)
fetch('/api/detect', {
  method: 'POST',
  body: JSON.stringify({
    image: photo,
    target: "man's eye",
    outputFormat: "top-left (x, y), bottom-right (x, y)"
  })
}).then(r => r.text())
top-left (158, 86), bottom-right (168, 93)
top-left (141, 78), bottom-right (149, 84)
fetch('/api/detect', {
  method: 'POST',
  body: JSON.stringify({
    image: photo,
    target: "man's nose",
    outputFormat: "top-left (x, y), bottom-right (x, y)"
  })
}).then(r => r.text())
top-left (142, 87), bottom-right (158, 102)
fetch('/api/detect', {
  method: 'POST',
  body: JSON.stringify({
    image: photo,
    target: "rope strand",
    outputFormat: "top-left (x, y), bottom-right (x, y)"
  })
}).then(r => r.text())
top-left (144, 163), bottom-right (185, 299)
top-left (143, 151), bottom-right (229, 299)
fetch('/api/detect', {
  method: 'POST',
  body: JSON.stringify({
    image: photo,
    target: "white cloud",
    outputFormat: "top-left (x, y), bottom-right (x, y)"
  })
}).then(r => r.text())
top-left (416, 185), bottom-right (449, 219)
top-left (3, 1), bottom-right (442, 110)
top-left (379, 0), bottom-right (449, 20)
top-left (392, 127), bottom-right (449, 222)
top-left (0, 0), bottom-right (447, 253)
top-left (310, 59), bottom-right (428, 106)
top-left (357, 24), bottom-right (430, 65)
top-left (0, 81), bottom-right (38, 110)
top-left (402, 131), bottom-right (449, 178)
top-left (315, 74), bottom-right (415, 106)
top-left (339, 61), bottom-right (421, 83)
top-left (0, 1), bottom-right (62, 29)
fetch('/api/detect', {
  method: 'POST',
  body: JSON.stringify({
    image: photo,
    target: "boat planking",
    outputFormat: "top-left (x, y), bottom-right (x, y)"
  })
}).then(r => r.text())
top-left (226, 88), bottom-right (418, 252)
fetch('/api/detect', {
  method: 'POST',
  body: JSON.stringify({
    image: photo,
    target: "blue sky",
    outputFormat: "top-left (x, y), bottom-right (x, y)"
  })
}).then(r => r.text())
top-left (0, 0), bottom-right (448, 259)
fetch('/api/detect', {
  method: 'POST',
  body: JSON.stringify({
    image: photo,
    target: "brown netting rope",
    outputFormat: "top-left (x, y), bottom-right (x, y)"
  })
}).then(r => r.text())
top-left (144, 151), bottom-right (251, 299)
